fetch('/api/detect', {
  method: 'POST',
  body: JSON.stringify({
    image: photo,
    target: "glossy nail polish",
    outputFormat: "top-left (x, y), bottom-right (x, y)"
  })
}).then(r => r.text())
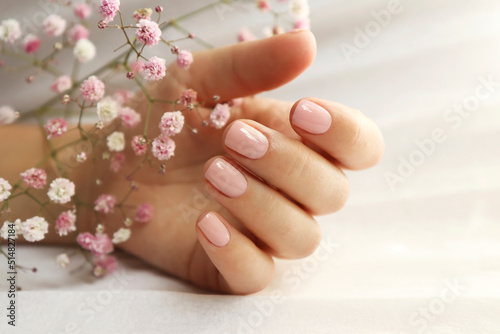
top-left (198, 213), bottom-right (230, 247)
top-left (292, 100), bottom-right (332, 134)
top-left (225, 121), bottom-right (269, 159)
top-left (205, 158), bottom-right (247, 198)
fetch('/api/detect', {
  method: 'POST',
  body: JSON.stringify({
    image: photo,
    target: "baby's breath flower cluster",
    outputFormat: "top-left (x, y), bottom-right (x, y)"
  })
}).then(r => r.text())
top-left (0, 0), bottom-right (310, 278)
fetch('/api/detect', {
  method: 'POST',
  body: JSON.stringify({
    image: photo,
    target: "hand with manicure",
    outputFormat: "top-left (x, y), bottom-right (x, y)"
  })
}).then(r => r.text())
top-left (105, 30), bottom-right (385, 294)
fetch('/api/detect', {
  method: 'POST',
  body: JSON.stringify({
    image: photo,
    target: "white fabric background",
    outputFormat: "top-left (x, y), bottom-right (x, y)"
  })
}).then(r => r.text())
top-left (1, 0), bottom-right (500, 333)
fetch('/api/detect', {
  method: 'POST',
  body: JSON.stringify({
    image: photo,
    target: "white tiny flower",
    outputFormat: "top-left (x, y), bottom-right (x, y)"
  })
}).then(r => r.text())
top-left (21, 216), bottom-right (49, 242)
top-left (43, 14), bottom-right (67, 37)
top-left (106, 131), bottom-right (125, 152)
top-left (73, 39), bottom-right (96, 63)
top-left (56, 253), bottom-right (70, 268)
top-left (124, 218), bottom-right (132, 227)
top-left (0, 177), bottom-right (12, 202)
top-left (47, 178), bottom-right (75, 204)
top-left (112, 228), bottom-right (131, 244)
top-left (96, 97), bottom-right (119, 123)
top-left (289, 0), bottom-right (310, 19)
top-left (76, 152), bottom-right (87, 162)
top-left (0, 106), bottom-right (20, 125)
top-left (0, 19), bottom-right (22, 44)
top-left (0, 219), bottom-right (21, 240)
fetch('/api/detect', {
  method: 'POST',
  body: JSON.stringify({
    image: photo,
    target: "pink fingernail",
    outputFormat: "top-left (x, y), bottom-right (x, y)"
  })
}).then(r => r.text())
top-left (205, 158), bottom-right (247, 198)
top-left (292, 100), bottom-right (332, 134)
top-left (198, 213), bottom-right (230, 247)
top-left (225, 121), bottom-right (269, 159)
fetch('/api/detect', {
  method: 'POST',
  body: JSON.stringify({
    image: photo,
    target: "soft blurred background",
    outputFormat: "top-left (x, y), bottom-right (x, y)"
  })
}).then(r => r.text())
top-left (1, 0), bottom-right (500, 333)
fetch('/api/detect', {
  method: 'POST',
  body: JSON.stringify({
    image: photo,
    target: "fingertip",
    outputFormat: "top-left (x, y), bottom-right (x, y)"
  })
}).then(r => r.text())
top-left (195, 211), bottom-right (275, 294)
top-left (196, 211), bottom-right (231, 248)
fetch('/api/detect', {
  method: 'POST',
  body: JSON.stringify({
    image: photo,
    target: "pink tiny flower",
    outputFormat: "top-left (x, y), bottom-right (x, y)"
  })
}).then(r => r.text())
top-left (210, 103), bottom-right (231, 129)
top-left (238, 27), bottom-right (256, 42)
top-left (50, 75), bottom-right (72, 94)
top-left (20, 168), bottom-right (47, 189)
top-left (74, 2), bottom-right (92, 20)
top-left (0, 106), bottom-right (20, 125)
top-left (94, 194), bottom-right (116, 214)
top-left (77, 232), bottom-right (96, 250)
top-left (68, 24), bottom-right (89, 43)
top-left (56, 210), bottom-right (77, 236)
top-left (176, 50), bottom-right (193, 70)
top-left (113, 89), bottom-right (134, 105)
top-left (136, 19), bottom-right (161, 46)
top-left (180, 89), bottom-right (197, 106)
top-left (257, 0), bottom-right (271, 12)
top-left (91, 233), bottom-right (114, 255)
top-left (159, 111), bottom-right (184, 137)
top-left (110, 153), bottom-right (125, 173)
top-left (151, 133), bottom-right (175, 161)
top-left (43, 14), bottom-right (67, 37)
top-left (45, 118), bottom-right (68, 139)
top-left (99, 0), bottom-right (120, 23)
top-left (131, 136), bottom-right (147, 156)
top-left (141, 56), bottom-right (166, 81)
top-left (119, 107), bottom-right (141, 129)
top-left (0, 19), bottom-right (22, 44)
top-left (155, 6), bottom-right (163, 13)
top-left (22, 34), bottom-right (41, 54)
top-left (130, 59), bottom-right (144, 73)
top-left (135, 203), bottom-right (153, 223)
top-left (133, 8), bottom-right (153, 23)
top-left (93, 255), bottom-right (117, 277)
top-left (294, 17), bottom-right (310, 30)
top-left (80, 75), bottom-right (105, 103)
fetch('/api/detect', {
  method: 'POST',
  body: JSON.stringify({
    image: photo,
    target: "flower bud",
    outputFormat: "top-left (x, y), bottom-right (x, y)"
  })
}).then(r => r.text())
top-left (61, 94), bottom-right (71, 105)
top-left (97, 20), bottom-right (107, 29)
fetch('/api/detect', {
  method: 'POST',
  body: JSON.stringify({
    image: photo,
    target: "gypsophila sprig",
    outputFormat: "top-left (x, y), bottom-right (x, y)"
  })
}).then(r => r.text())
top-left (0, 0), bottom-right (310, 278)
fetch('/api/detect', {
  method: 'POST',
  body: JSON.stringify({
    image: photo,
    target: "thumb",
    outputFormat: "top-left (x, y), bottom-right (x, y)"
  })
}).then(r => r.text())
top-left (172, 30), bottom-right (317, 102)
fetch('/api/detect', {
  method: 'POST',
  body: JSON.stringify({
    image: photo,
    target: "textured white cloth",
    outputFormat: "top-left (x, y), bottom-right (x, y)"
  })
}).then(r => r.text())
top-left (1, 0), bottom-right (500, 333)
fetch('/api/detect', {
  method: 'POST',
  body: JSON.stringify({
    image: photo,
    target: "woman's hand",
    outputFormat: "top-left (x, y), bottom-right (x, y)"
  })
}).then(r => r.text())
top-left (104, 30), bottom-right (384, 294)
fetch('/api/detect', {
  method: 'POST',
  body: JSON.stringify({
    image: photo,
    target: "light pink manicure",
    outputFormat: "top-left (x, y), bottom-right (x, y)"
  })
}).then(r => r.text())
top-left (205, 158), bottom-right (247, 198)
top-left (224, 121), bottom-right (269, 159)
top-left (198, 213), bottom-right (230, 247)
top-left (292, 100), bottom-right (332, 134)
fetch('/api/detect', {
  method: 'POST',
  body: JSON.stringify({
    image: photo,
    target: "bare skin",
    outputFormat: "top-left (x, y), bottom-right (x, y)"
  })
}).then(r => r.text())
top-left (0, 31), bottom-right (384, 294)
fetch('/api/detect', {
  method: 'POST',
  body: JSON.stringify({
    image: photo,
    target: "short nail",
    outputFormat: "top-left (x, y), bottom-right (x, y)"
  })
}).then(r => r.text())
top-left (205, 158), bottom-right (247, 198)
top-left (198, 213), bottom-right (230, 247)
top-left (292, 100), bottom-right (332, 134)
top-left (225, 121), bottom-right (269, 159)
